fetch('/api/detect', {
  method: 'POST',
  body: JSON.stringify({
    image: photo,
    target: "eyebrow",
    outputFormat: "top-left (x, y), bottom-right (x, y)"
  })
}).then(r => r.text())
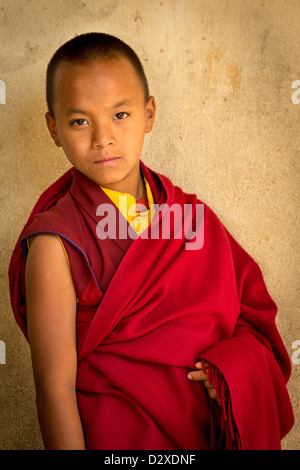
top-left (64, 108), bottom-right (88, 116)
top-left (111, 99), bottom-right (132, 109)
top-left (64, 99), bottom-right (132, 117)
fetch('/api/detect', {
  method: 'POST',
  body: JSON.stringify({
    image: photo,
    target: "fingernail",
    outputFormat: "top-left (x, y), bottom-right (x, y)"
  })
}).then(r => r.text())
top-left (187, 373), bottom-right (192, 380)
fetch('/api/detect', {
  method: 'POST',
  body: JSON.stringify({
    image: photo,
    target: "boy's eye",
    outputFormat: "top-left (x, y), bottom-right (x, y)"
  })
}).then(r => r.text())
top-left (70, 119), bottom-right (89, 127)
top-left (113, 112), bottom-right (129, 120)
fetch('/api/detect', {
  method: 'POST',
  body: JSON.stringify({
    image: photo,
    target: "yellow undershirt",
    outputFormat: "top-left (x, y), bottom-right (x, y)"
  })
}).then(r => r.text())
top-left (101, 174), bottom-right (155, 235)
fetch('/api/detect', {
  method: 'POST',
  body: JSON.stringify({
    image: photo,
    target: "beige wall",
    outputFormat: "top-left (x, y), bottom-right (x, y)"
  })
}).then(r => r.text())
top-left (0, 0), bottom-right (299, 450)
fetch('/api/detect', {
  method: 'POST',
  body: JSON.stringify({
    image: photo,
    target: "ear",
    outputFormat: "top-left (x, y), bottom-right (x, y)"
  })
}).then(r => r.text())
top-left (145, 96), bottom-right (156, 133)
top-left (45, 112), bottom-right (62, 147)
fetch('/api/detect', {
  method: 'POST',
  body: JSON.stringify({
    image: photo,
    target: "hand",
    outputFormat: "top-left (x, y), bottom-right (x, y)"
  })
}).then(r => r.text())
top-left (187, 361), bottom-right (218, 400)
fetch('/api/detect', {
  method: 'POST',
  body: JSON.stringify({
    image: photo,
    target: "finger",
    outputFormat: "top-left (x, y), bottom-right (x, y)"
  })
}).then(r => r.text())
top-left (203, 380), bottom-right (214, 389)
top-left (207, 388), bottom-right (218, 400)
top-left (187, 370), bottom-right (208, 381)
top-left (195, 361), bottom-right (209, 370)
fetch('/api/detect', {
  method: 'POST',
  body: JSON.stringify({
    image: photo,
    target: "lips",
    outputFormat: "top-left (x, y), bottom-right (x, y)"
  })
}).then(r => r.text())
top-left (94, 156), bottom-right (120, 167)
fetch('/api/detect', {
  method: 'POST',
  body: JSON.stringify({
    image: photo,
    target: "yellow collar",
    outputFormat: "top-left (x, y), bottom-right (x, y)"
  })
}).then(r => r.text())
top-left (100, 174), bottom-right (155, 233)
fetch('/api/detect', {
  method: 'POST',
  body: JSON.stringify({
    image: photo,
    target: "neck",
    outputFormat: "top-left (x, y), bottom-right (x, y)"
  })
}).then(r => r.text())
top-left (135, 173), bottom-right (147, 200)
top-left (99, 165), bottom-right (146, 200)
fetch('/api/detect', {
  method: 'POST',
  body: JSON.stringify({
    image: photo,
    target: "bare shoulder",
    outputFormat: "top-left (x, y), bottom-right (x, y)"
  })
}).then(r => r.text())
top-left (26, 233), bottom-right (72, 283)
top-left (26, 233), bottom-right (68, 268)
top-left (25, 233), bottom-right (76, 310)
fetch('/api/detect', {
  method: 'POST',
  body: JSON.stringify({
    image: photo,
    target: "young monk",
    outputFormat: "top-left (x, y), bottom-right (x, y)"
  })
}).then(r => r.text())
top-left (9, 33), bottom-right (293, 450)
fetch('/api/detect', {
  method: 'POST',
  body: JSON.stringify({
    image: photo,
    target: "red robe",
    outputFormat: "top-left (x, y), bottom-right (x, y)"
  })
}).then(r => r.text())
top-left (8, 162), bottom-right (294, 450)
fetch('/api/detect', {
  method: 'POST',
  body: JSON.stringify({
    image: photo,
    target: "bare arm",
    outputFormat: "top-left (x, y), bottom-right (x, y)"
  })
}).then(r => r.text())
top-left (25, 234), bottom-right (85, 450)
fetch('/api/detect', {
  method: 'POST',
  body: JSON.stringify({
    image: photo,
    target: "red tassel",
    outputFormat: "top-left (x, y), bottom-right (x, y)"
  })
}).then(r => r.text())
top-left (201, 358), bottom-right (208, 376)
top-left (203, 360), bottom-right (242, 450)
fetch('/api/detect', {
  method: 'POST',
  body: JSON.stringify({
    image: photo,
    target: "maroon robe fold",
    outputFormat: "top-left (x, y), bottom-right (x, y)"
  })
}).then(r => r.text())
top-left (8, 162), bottom-right (294, 450)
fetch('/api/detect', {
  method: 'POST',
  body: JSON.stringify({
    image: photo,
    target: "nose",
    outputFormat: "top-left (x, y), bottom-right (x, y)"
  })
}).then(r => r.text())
top-left (91, 122), bottom-right (115, 148)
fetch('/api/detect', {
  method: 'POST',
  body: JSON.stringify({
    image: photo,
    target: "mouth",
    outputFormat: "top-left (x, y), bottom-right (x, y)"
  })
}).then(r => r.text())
top-left (94, 156), bottom-right (121, 167)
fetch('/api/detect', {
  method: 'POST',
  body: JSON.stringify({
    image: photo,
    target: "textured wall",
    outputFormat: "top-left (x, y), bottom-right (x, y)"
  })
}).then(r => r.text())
top-left (0, 0), bottom-right (299, 450)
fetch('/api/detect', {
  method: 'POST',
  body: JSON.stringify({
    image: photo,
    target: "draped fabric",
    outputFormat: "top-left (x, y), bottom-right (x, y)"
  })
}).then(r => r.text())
top-left (8, 162), bottom-right (294, 449)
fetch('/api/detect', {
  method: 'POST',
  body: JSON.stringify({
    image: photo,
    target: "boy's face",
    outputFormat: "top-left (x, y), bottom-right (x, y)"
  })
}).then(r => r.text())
top-left (46, 55), bottom-right (155, 196)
